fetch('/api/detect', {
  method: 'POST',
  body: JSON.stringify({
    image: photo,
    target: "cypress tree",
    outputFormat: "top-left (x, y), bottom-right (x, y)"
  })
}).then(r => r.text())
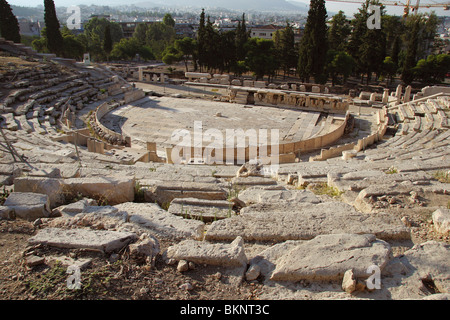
top-left (44, 0), bottom-right (64, 56)
top-left (204, 16), bottom-right (219, 72)
top-left (0, 0), bottom-right (21, 43)
top-left (280, 22), bottom-right (297, 78)
top-left (358, 1), bottom-right (386, 84)
top-left (402, 18), bottom-right (420, 84)
top-left (197, 9), bottom-right (206, 71)
top-left (236, 13), bottom-right (249, 61)
top-left (298, 0), bottom-right (328, 83)
top-left (103, 24), bottom-right (112, 56)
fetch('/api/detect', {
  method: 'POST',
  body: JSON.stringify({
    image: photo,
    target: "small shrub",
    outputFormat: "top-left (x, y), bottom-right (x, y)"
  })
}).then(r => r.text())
top-left (433, 171), bottom-right (450, 183)
top-left (385, 166), bottom-right (398, 174)
top-left (308, 182), bottom-right (343, 198)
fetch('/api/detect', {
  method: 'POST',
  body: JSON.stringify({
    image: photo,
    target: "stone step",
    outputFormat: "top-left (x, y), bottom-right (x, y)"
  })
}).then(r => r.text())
top-left (143, 181), bottom-right (228, 205)
top-left (231, 176), bottom-right (278, 186)
top-left (205, 201), bottom-right (410, 242)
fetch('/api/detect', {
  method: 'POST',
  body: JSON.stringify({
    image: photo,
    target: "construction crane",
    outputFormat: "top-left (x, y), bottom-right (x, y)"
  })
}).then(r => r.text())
top-left (325, 0), bottom-right (450, 17)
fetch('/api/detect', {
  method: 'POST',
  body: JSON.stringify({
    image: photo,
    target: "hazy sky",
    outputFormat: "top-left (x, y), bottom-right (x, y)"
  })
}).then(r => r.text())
top-left (6, 0), bottom-right (450, 17)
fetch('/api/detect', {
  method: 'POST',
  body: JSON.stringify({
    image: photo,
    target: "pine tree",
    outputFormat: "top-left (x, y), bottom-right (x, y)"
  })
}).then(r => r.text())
top-left (44, 0), bottom-right (64, 56)
top-left (328, 11), bottom-right (350, 52)
top-left (298, 0), bottom-right (328, 83)
top-left (0, 0), bottom-right (21, 43)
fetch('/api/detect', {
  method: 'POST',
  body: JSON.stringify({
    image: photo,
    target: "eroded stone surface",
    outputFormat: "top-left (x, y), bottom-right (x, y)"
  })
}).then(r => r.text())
top-left (205, 202), bottom-right (410, 242)
top-left (4, 192), bottom-right (51, 220)
top-left (166, 236), bottom-right (247, 267)
top-left (270, 234), bottom-right (392, 282)
top-left (115, 202), bottom-right (205, 240)
top-left (28, 227), bottom-right (137, 252)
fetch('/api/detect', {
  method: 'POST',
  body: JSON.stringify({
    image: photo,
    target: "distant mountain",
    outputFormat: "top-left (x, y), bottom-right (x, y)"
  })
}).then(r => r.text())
top-left (135, 0), bottom-right (308, 12)
top-left (11, 5), bottom-right (44, 19)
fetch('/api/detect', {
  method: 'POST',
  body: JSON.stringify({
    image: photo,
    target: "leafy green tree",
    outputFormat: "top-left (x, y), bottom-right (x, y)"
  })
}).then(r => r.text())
top-left (275, 22), bottom-right (298, 78)
top-left (133, 23), bottom-right (148, 46)
top-left (110, 37), bottom-right (154, 61)
top-left (162, 37), bottom-right (197, 72)
top-left (326, 50), bottom-right (354, 85)
top-left (83, 18), bottom-right (123, 44)
top-left (31, 27), bottom-right (49, 53)
top-left (0, 0), bottom-right (20, 43)
top-left (175, 37), bottom-right (196, 72)
top-left (162, 45), bottom-right (181, 65)
top-left (298, 0), bottom-right (328, 83)
top-left (163, 13), bottom-right (175, 28)
top-left (245, 38), bottom-right (279, 81)
top-left (44, 0), bottom-right (64, 56)
top-left (145, 22), bottom-right (176, 59)
top-left (414, 54), bottom-right (450, 84)
top-left (61, 26), bottom-right (84, 60)
top-left (382, 56), bottom-right (397, 84)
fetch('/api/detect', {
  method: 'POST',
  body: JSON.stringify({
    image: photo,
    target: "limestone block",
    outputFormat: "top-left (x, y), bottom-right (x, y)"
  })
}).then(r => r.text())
top-left (0, 206), bottom-right (15, 220)
top-left (342, 269), bottom-right (357, 293)
top-left (270, 233), bottom-right (391, 281)
top-left (238, 188), bottom-right (321, 205)
top-left (166, 236), bottom-right (247, 267)
top-left (311, 86), bottom-right (321, 93)
top-left (14, 177), bottom-right (65, 208)
top-left (28, 227), bottom-right (137, 253)
top-left (116, 202), bottom-right (205, 240)
top-left (399, 241), bottom-right (450, 294)
top-left (205, 202), bottom-right (410, 242)
top-left (243, 80), bottom-right (254, 87)
top-left (63, 177), bottom-right (135, 205)
top-left (4, 192), bottom-right (51, 220)
top-left (432, 208), bottom-right (450, 235)
top-left (254, 81), bottom-right (266, 88)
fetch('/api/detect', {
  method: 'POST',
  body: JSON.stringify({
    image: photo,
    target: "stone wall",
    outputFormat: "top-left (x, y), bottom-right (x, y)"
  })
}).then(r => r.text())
top-left (229, 89), bottom-right (348, 114)
top-left (93, 102), bottom-right (129, 147)
top-left (164, 113), bottom-right (349, 165)
top-left (310, 107), bottom-right (389, 161)
top-left (124, 89), bottom-right (146, 104)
